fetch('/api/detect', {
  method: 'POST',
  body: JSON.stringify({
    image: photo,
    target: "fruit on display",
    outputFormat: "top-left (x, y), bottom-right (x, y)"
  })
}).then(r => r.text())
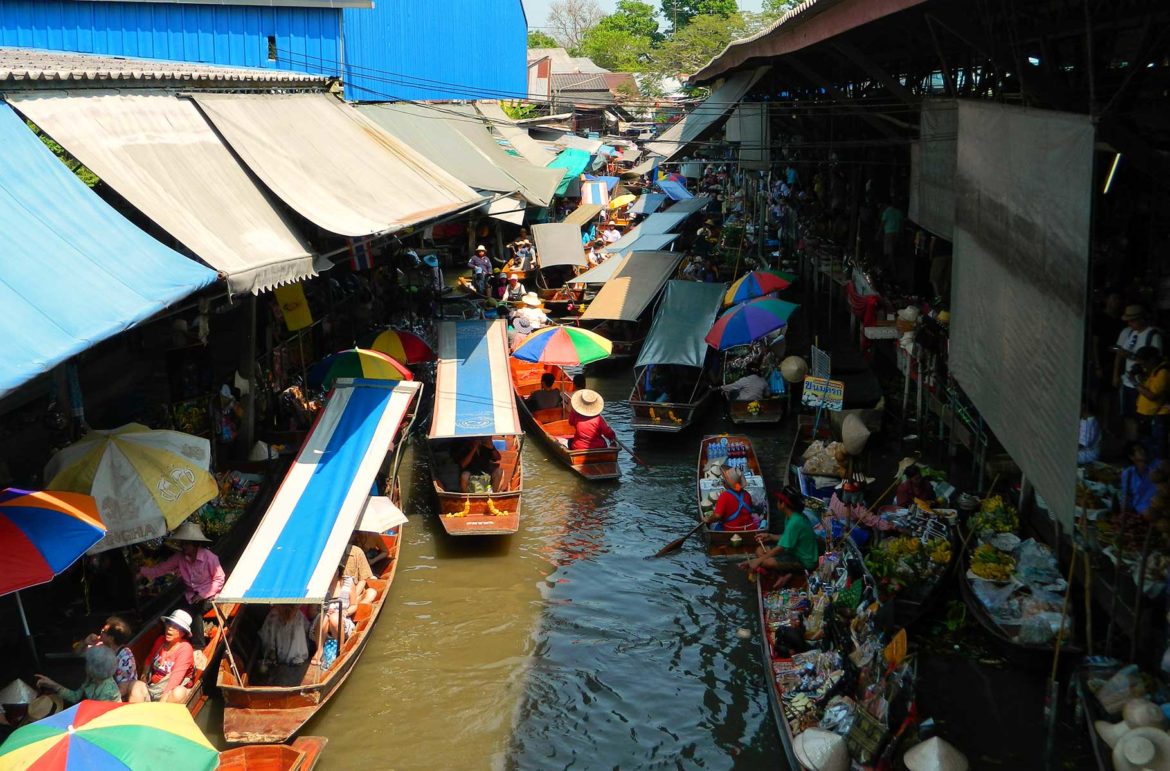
top-left (970, 543), bottom-right (1016, 581)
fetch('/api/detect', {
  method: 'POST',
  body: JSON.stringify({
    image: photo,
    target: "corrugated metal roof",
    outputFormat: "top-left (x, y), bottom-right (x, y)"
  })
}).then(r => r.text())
top-left (0, 47), bottom-right (328, 87)
top-left (527, 48), bottom-right (609, 74)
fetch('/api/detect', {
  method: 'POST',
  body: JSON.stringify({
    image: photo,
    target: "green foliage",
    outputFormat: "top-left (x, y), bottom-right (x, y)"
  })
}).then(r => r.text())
top-left (527, 30), bottom-right (559, 48)
top-left (648, 12), bottom-right (760, 78)
top-left (576, 27), bottom-right (653, 72)
top-left (598, 1), bottom-right (663, 45)
top-left (761, 0), bottom-right (802, 14)
top-left (26, 120), bottom-right (98, 187)
top-left (501, 102), bottom-right (539, 120)
top-left (660, 0), bottom-right (737, 32)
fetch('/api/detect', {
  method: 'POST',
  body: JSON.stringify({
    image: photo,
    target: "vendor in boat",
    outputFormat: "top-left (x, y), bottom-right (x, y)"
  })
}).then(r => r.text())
top-left (137, 521), bottom-right (224, 649)
top-left (513, 293), bottom-right (551, 331)
top-left (1122, 442), bottom-right (1162, 517)
top-left (740, 493), bottom-right (819, 580)
top-left (504, 273), bottom-right (527, 302)
top-left (702, 467), bottom-right (763, 532)
top-left (456, 437), bottom-right (503, 493)
top-left (721, 366), bottom-right (769, 402)
top-left (35, 645), bottom-right (122, 706)
top-left (894, 465), bottom-right (936, 508)
top-left (568, 389), bottom-right (616, 450)
top-left (527, 373), bottom-right (564, 412)
top-left (128, 610), bottom-right (196, 704)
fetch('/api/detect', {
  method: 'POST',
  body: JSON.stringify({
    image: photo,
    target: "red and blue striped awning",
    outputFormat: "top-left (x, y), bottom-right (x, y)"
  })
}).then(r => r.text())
top-left (430, 320), bottom-right (522, 439)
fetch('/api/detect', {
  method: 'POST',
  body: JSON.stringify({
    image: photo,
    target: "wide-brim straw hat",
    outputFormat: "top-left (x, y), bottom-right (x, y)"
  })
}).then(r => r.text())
top-left (1123, 304), bottom-right (1147, 321)
top-left (169, 521), bottom-right (210, 543)
top-left (570, 389), bottom-right (605, 417)
top-left (904, 737), bottom-right (969, 771)
top-left (27, 693), bottom-right (64, 721)
top-left (475, 244), bottom-right (487, 253)
top-left (522, 293), bottom-right (543, 308)
top-left (793, 728), bottom-right (848, 771)
top-left (1114, 727), bottom-right (1170, 771)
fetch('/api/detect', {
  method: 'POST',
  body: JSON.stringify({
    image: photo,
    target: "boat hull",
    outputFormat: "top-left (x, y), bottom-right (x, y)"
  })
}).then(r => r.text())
top-left (697, 434), bottom-right (768, 557)
top-left (427, 435), bottom-right (524, 536)
top-left (630, 391), bottom-right (713, 433)
top-left (218, 736), bottom-right (328, 771)
top-left (727, 396), bottom-right (785, 424)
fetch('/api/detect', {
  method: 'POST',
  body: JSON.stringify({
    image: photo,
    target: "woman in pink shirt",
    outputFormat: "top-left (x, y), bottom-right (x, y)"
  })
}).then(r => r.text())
top-left (568, 389), bottom-right (616, 451)
top-left (138, 521), bottom-right (224, 649)
top-left (128, 609), bottom-right (195, 704)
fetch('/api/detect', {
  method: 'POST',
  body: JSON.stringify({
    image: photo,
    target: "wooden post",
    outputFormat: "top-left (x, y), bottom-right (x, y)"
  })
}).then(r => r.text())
top-left (240, 294), bottom-right (258, 457)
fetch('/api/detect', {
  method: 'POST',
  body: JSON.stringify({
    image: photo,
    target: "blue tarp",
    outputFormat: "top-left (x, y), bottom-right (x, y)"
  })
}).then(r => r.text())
top-left (584, 175), bottom-right (620, 191)
top-left (0, 104), bottom-right (217, 398)
top-left (546, 148), bottom-right (592, 197)
top-left (657, 179), bottom-right (693, 201)
top-left (630, 194), bottom-right (667, 215)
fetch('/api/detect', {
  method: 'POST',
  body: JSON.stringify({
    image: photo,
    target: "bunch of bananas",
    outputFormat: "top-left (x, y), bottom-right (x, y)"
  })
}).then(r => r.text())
top-left (883, 536), bottom-right (921, 558)
top-left (929, 539), bottom-right (952, 566)
top-left (972, 495), bottom-right (1018, 534)
top-left (971, 543), bottom-right (1016, 581)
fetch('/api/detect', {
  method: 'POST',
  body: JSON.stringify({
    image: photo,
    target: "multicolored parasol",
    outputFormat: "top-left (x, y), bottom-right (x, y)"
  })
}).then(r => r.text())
top-left (0, 489), bottom-right (104, 597)
top-left (308, 348), bottom-right (413, 391)
top-left (723, 270), bottom-right (797, 307)
top-left (44, 425), bottom-right (217, 553)
top-left (362, 328), bottom-right (436, 364)
top-left (0, 700), bottom-right (218, 771)
top-left (511, 326), bottom-right (613, 366)
top-left (705, 297), bottom-right (800, 351)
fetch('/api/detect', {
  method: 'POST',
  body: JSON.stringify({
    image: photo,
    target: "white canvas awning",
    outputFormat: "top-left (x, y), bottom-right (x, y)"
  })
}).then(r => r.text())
top-left (192, 93), bottom-right (485, 238)
top-left (532, 222), bottom-right (587, 268)
top-left (9, 90), bottom-right (315, 295)
top-left (645, 67), bottom-right (770, 160)
top-left (488, 196), bottom-right (527, 226)
top-left (639, 211), bottom-right (692, 234)
top-left (476, 101), bottom-right (556, 167)
top-left (580, 251), bottom-right (683, 322)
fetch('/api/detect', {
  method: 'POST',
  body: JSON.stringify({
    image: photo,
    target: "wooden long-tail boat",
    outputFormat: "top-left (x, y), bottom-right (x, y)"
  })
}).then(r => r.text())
top-left (628, 280), bottom-right (725, 432)
top-left (696, 434), bottom-right (769, 557)
top-left (510, 359), bottom-right (619, 481)
top-left (214, 378), bottom-right (422, 743)
top-left (720, 346), bottom-right (786, 425)
top-left (218, 736), bottom-right (328, 771)
top-left (426, 319), bottom-right (524, 536)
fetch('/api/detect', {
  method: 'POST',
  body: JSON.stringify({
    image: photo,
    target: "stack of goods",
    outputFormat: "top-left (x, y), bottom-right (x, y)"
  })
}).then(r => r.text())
top-left (762, 549), bottom-right (914, 768)
top-left (966, 496), bottom-right (1071, 646)
top-left (865, 535), bottom-right (952, 603)
top-left (190, 470), bottom-right (264, 538)
top-left (802, 441), bottom-right (848, 478)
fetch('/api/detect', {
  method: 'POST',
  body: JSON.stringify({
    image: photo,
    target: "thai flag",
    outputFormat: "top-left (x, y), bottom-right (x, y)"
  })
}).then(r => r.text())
top-left (348, 237), bottom-right (374, 271)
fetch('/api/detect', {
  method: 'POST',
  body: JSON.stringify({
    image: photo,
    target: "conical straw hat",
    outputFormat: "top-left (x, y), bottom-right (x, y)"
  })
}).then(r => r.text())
top-left (904, 737), bottom-right (969, 771)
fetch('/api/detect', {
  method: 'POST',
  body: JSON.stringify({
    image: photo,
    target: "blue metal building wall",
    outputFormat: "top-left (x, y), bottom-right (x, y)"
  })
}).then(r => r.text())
top-left (342, 0), bottom-right (526, 102)
top-left (0, 1), bottom-right (342, 76)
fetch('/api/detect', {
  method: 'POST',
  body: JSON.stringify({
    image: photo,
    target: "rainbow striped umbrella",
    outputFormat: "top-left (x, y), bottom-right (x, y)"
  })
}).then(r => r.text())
top-left (511, 326), bottom-right (612, 366)
top-left (362, 328), bottom-right (436, 364)
top-left (308, 348), bottom-right (413, 391)
top-left (0, 700), bottom-right (217, 771)
top-left (723, 270), bottom-right (797, 307)
top-left (705, 297), bottom-right (800, 351)
top-left (0, 488), bottom-right (104, 597)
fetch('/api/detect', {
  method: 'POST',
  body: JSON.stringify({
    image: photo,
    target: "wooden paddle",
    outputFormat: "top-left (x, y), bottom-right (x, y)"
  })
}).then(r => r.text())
top-left (655, 522), bottom-right (704, 557)
top-left (615, 437), bottom-right (652, 468)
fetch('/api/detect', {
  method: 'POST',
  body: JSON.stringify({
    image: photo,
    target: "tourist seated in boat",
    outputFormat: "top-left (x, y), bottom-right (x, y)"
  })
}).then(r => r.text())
top-left (601, 221), bottom-right (622, 245)
top-left (702, 467), bottom-right (764, 532)
top-left (721, 366), bottom-right (770, 402)
top-left (312, 576), bottom-right (357, 671)
top-left (641, 366), bottom-right (672, 403)
top-left (510, 239), bottom-right (536, 272)
top-left (258, 604), bottom-right (310, 672)
top-left (504, 273), bottom-right (527, 302)
top-left (72, 616), bottom-right (137, 699)
top-left (514, 293), bottom-right (551, 330)
top-left (562, 374), bottom-right (587, 407)
top-left (527, 373), bottom-right (564, 412)
top-left (128, 610), bottom-right (196, 704)
top-left (568, 389), bottom-right (615, 450)
top-left (455, 437), bottom-right (504, 493)
top-left (740, 493), bottom-right (820, 580)
top-left (35, 645), bottom-right (122, 706)
top-left (586, 240), bottom-right (607, 267)
top-left (894, 465), bottom-right (936, 507)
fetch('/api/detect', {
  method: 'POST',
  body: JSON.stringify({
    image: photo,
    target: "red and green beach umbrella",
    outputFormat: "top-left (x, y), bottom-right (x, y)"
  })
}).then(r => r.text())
top-left (0, 488), bottom-right (104, 597)
top-left (511, 326), bottom-right (613, 366)
top-left (705, 297), bottom-right (800, 351)
top-left (723, 270), bottom-right (797, 307)
top-left (362, 328), bottom-right (436, 364)
top-left (308, 348), bottom-right (413, 391)
top-left (0, 700), bottom-right (218, 770)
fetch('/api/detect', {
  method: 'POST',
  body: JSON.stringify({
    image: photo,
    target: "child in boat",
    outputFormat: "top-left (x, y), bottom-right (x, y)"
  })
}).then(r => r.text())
top-left (702, 467), bottom-right (762, 531)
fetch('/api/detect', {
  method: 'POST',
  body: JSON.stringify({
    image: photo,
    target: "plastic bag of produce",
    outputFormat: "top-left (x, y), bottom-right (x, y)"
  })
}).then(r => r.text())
top-left (1016, 612), bottom-right (1061, 645)
top-left (1095, 664), bottom-right (1146, 715)
top-left (1015, 538), bottom-right (1060, 586)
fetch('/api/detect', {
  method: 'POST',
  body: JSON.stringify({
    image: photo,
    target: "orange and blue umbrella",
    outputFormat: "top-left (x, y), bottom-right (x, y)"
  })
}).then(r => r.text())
top-left (0, 700), bottom-right (217, 771)
top-left (361, 328), bottom-right (436, 364)
top-left (511, 326), bottom-right (613, 366)
top-left (705, 297), bottom-right (800, 351)
top-left (307, 348), bottom-right (413, 391)
top-left (0, 488), bottom-right (104, 597)
top-left (723, 270), bottom-right (797, 307)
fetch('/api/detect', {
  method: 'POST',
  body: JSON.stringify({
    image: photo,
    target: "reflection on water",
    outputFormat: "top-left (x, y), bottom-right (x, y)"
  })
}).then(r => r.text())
top-left (306, 372), bottom-right (784, 770)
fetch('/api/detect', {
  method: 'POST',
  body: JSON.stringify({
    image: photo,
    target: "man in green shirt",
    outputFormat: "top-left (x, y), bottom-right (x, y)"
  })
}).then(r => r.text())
top-left (740, 492), bottom-right (820, 575)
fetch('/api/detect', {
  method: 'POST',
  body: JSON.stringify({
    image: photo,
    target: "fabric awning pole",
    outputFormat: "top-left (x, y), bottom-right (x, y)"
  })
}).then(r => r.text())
top-left (16, 591), bottom-right (38, 667)
top-left (241, 294), bottom-right (258, 456)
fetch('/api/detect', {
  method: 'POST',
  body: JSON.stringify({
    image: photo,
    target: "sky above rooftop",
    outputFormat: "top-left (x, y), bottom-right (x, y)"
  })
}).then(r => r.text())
top-left (522, 0), bottom-right (767, 31)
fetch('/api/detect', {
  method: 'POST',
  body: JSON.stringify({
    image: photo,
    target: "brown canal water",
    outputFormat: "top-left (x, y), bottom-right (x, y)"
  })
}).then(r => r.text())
top-left (275, 371), bottom-right (786, 769)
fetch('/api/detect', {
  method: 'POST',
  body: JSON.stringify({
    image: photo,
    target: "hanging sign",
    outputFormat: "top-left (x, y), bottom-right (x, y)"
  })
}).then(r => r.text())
top-left (802, 376), bottom-right (844, 411)
top-left (274, 283), bottom-right (313, 332)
